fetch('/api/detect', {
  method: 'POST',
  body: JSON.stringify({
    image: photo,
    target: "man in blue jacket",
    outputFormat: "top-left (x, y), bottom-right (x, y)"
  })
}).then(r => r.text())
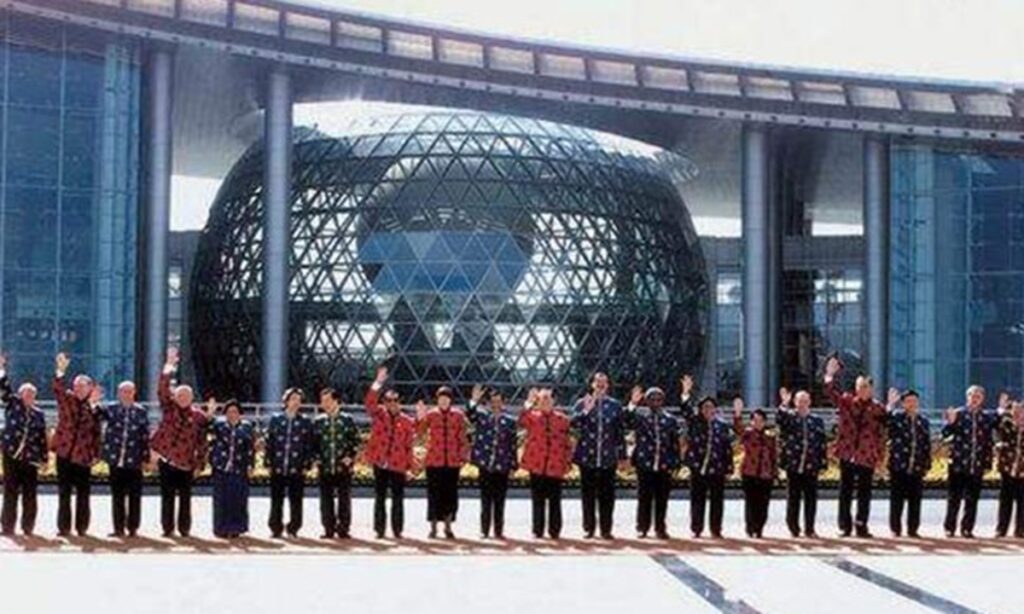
top-left (0, 354), bottom-right (48, 536)
top-left (96, 381), bottom-right (150, 538)
top-left (467, 385), bottom-right (518, 539)
top-left (625, 386), bottom-right (682, 539)
top-left (885, 388), bottom-right (932, 538)
top-left (571, 372), bottom-right (626, 539)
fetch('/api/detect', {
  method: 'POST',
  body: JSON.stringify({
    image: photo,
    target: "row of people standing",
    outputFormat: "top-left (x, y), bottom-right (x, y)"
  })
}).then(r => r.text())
top-left (3, 350), bottom-right (1024, 541)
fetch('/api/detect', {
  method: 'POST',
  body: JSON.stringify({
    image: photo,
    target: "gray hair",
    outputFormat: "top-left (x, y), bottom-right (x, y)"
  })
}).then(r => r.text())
top-left (966, 385), bottom-right (985, 398)
top-left (174, 384), bottom-right (194, 397)
top-left (117, 380), bottom-right (136, 392)
top-left (17, 382), bottom-right (37, 396)
top-left (72, 374), bottom-right (92, 387)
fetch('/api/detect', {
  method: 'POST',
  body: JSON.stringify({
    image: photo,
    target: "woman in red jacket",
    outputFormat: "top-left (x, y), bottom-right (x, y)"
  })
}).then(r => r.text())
top-left (364, 367), bottom-right (416, 539)
top-left (733, 398), bottom-right (778, 538)
top-left (518, 388), bottom-right (572, 539)
top-left (416, 386), bottom-right (468, 539)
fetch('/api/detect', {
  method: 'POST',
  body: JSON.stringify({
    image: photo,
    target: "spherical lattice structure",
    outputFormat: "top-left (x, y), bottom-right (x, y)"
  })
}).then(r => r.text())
top-left (189, 111), bottom-right (708, 402)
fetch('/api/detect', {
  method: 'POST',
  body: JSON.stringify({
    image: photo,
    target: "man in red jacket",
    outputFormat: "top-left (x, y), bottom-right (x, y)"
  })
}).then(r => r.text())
top-left (52, 352), bottom-right (100, 537)
top-left (416, 386), bottom-right (468, 540)
top-left (519, 388), bottom-right (572, 540)
top-left (824, 356), bottom-right (887, 538)
top-left (150, 347), bottom-right (212, 537)
top-left (364, 366), bottom-right (416, 539)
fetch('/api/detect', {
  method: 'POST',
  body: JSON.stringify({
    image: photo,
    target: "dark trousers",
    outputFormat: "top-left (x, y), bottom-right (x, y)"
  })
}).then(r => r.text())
top-left (742, 476), bottom-right (772, 537)
top-left (636, 469), bottom-right (671, 536)
top-left (786, 471), bottom-right (819, 536)
top-left (889, 471), bottom-right (923, 536)
top-left (319, 470), bottom-right (352, 537)
top-left (426, 466), bottom-right (460, 523)
top-left (373, 467), bottom-right (405, 537)
top-left (158, 461), bottom-right (193, 536)
top-left (479, 469), bottom-right (509, 537)
top-left (838, 461), bottom-right (874, 534)
top-left (56, 457), bottom-right (91, 536)
top-left (580, 466), bottom-right (616, 536)
top-left (945, 471), bottom-right (984, 535)
top-left (269, 473), bottom-right (304, 536)
top-left (1, 454), bottom-right (38, 535)
top-left (212, 470), bottom-right (250, 537)
top-left (109, 466), bottom-right (143, 536)
top-left (690, 472), bottom-right (725, 536)
top-left (529, 473), bottom-right (563, 538)
top-left (996, 473), bottom-right (1024, 537)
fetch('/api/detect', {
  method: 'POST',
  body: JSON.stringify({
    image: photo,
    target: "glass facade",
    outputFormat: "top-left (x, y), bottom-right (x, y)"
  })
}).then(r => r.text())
top-left (0, 13), bottom-right (140, 392)
top-left (890, 144), bottom-right (1024, 406)
top-left (781, 266), bottom-right (863, 395)
top-left (189, 111), bottom-right (709, 402)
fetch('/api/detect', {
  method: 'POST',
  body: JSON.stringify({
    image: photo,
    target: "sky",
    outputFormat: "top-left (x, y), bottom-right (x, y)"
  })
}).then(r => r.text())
top-left (170, 0), bottom-right (1024, 232)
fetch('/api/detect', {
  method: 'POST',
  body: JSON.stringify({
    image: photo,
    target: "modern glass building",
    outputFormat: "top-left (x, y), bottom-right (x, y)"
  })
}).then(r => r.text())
top-left (0, 1), bottom-right (1021, 408)
top-left (0, 13), bottom-right (139, 391)
top-left (188, 112), bottom-right (708, 402)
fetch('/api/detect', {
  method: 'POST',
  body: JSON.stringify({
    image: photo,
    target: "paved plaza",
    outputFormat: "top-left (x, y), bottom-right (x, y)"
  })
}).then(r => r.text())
top-left (0, 494), bottom-right (1019, 613)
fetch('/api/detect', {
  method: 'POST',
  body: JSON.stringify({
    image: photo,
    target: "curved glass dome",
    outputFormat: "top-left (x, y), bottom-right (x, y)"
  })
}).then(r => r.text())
top-left (189, 110), bottom-right (708, 402)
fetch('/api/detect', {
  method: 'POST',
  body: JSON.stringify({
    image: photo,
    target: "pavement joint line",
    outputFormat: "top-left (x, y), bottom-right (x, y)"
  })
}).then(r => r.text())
top-left (818, 556), bottom-right (984, 614)
top-left (650, 555), bottom-right (763, 614)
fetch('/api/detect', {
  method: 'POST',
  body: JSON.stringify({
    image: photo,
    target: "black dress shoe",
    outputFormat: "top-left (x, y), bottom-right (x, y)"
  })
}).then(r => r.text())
top-left (805, 531), bottom-right (819, 539)
top-left (320, 533), bottom-right (335, 540)
top-left (583, 531), bottom-right (595, 539)
top-left (428, 528), bottom-right (438, 539)
top-left (855, 529), bottom-right (873, 539)
top-left (271, 532), bottom-right (284, 539)
top-left (655, 531), bottom-right (670, 540)
top-left (600, 532), bottom-right (614, 540)
top-left (839, 529), bottom-right (852, 538)
top-left (108, 532), bottom-right (124, 539)
top-left (710, 531), bottom-right (723, 539)
top-left (961, 530), bottom-right (975, 539)
top-left (945, 530), bottom-right (955, 538)
top-left (494, 532), bottom-right (505, 540)
top-left (444, 528), bottom-right (455, 540)
top-left (337, 533), bottom-right (350, 540)
top-left (375, 531), bottom-right (385, 539)
top-left (907, 531), bottom-right (920, 539)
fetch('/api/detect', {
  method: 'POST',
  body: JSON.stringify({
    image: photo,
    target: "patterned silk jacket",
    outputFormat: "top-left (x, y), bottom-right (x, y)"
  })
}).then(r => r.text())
top-left (994, 414), bottom-right (1024, 477)
top-left (314, 411), bottom-right (360, 475)
top-left (624, 404), bottom-right (682, 473)
top-left (733, 416), bottom-right (778, 480)
top-left (417, 407), bottom-right (469, 468)
top-left (264, 412), bottom-right (315, 476)
top-left (0, 370), bottom-right (47, 465)
top-left (98, 402), bottom-right (151, 470)
top-left (209, 418), bottom-right (256, 474)
top-left (775, 407), bottom-right (828, 476)
top-left (363, 386), bottom-right (417, 473)
top-left (941, 407), bottom-right (998, 476)
top-left (887, 411), bottom-right (933, 477)
top-left (518, 408), bottom-right (573, 479)
top-left (150, 373), bottom-right (209, 471)
top-left (51, 375), bottom-right (101, 467)
top-left (570, 396), bottom-right (626, 469)
top-left (681, 399), bottom-right (734, 477)
top-left (467, 401), bottom-right (518, 474)
top-left (825, 380), bottom-right (887, 469)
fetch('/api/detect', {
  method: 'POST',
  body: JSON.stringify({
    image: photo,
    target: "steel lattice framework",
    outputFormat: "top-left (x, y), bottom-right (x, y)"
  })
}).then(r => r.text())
top-left (189, 111), bottom-right (708, 402)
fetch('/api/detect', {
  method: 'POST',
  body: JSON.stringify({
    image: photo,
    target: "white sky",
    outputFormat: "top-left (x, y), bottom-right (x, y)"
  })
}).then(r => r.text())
top-left (170, 0), bottom-right (1024, 232)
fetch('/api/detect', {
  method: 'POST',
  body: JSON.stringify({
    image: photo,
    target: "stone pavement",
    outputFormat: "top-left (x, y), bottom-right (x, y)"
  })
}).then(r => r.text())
top-left (0, 495), bottom-right (1019, 613)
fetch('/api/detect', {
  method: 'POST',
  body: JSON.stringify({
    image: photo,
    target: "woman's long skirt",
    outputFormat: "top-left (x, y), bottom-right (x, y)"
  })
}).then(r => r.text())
top-left (213, 470), bottom-right (250, 537)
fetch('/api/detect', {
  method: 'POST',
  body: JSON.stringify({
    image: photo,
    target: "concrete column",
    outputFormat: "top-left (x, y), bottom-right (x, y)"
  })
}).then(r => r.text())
top-left (742, 124), bottom-right (770, 406)
top-left (864, 135), bottom-right (890, 391)
top-left (143, 47), bottom-right (173, 400)
top-left (766, 138), bottom-right (783, 399)
top-left (261, 66), bottom-right (292, 403)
